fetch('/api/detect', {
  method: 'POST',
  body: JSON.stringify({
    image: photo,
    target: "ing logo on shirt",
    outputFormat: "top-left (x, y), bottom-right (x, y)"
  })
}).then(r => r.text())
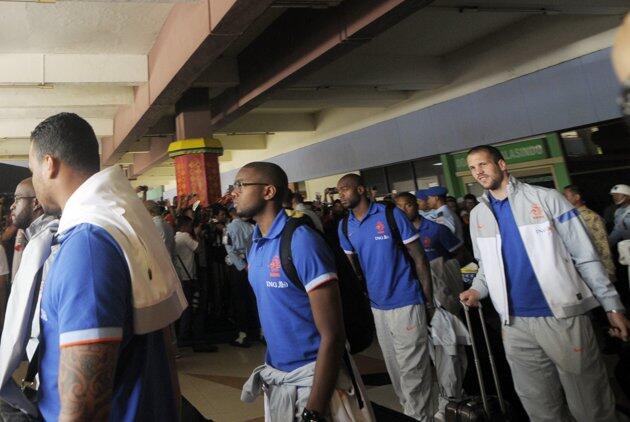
top-left (375, 221), bottom-right (386, 235)
top-left (269, 255), bottom-right (281, 278)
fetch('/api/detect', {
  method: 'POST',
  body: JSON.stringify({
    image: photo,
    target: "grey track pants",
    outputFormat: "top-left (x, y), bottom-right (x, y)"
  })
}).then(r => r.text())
top-left (502, 315), bottom-right (617, 422)
top-left (372, 304), bottom-right (434, 421)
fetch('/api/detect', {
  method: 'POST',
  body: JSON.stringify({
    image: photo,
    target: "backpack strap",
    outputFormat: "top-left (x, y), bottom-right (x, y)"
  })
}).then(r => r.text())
top-left (384, 203), bottom-right (404, 250)
top-left (279, 216), bottom-right (366, 409)
top-left (383, 202), bottom-right (419, 280)
top-left (279, 216), bottom-right (314, 292)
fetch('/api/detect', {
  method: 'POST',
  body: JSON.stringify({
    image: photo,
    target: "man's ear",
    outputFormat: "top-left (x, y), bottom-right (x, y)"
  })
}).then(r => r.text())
top-left (32, 198), bottom-right (42, 213)
top-left (263, 185), bottom-right (277, 202)
top-left (498, 159), bottom-right (508, 172)
top-left (357, 185), bottom-right (366, 196)
top-left (42, 155), bottom-right (60, 179)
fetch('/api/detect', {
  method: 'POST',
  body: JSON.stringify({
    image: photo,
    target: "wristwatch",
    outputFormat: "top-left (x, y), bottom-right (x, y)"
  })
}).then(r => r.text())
top-left (301, 408), bottom-right (326, 422)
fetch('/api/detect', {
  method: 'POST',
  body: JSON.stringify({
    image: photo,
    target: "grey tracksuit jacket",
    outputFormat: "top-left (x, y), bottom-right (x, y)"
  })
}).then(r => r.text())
top-left (470, 177), bottom-right (624, 325)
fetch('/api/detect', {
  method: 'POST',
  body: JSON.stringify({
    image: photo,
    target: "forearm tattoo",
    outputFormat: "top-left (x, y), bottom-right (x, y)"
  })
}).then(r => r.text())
top-left (58, 343), bottom-right (119, 422)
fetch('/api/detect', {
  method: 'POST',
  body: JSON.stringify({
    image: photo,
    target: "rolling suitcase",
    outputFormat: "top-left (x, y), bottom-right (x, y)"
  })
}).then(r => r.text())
top-left (445, 302), bottom-right (510, 422)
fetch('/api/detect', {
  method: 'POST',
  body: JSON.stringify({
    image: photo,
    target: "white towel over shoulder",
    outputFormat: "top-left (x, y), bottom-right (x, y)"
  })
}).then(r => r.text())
top-left (58, 166), bottom-right (187, 334)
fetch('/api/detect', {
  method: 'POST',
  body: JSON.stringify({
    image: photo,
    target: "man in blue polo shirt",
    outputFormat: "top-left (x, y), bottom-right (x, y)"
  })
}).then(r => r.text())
top-left (336, 174), bottom-right (434, 421)
top-left (461, 145), bottom-right (629, 421)
top-left (396, 192), bottom-right (469, 419)
top-left (235, 162), bottom-right (372, 422)
top-left (28, 113), bottom-right (180, 421)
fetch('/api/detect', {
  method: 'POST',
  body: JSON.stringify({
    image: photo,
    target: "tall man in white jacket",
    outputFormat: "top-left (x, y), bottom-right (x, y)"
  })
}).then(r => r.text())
top-left (460, 145), bottom-right (629, 422)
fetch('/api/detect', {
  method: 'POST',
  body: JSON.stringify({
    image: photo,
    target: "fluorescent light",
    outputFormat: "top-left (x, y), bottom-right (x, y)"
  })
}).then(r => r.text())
top-left (433, 162), bottom-right (443, 166)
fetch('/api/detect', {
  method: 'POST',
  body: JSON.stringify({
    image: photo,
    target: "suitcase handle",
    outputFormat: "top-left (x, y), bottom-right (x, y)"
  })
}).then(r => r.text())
top-left (460, 301), bottom-right (507, 417)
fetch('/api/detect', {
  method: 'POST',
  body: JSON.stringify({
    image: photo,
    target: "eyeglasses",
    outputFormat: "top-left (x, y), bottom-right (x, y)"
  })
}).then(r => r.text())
top-left (13, 195), bottom-right (35, 202)
top-left (233, 181), bottom-right (269, 192)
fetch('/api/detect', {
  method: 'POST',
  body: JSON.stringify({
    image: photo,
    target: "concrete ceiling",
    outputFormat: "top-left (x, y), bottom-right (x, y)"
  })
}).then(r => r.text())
top-left (0, 2), bottom-right (178, 54)
top-left (0, 0), bottom-right (626, 189)
top-left (0, 0), bottom-right (186, 170)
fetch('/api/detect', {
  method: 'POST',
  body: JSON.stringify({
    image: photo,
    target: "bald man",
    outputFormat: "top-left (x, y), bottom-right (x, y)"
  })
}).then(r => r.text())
top-left (10, 178), bottom-right (45, 278)
top-left (7, 178), bottom-right (58, 326)
top-left (337, 173), bottom-right (435, 421)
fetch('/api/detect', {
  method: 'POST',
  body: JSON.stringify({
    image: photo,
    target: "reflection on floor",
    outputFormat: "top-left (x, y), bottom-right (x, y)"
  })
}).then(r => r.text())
top-left (177, 341), bottom-right (401, 422)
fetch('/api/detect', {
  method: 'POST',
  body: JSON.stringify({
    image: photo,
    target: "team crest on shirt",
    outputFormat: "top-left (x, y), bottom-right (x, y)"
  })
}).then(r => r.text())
top-left (374, 221), bottom-right (390, 241)
top-left (530, 203), bottom-right (544, 220)
top-left (422, 236), bottom-right (432, 249)
top-left (269, 255), bottom-right (281, 278)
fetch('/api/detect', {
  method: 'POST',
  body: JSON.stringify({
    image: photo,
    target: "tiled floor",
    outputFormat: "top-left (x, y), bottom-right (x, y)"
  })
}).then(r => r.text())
top-left (178, 340), bottom-right (630, 422)
top-left (176, 341), bottom-right (401, 421)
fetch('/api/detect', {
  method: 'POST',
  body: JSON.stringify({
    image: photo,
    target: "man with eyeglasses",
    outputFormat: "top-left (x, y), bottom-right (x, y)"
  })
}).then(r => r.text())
top-left (10, 178), bottom-right (58, 277)
top-left (0, 178), bottom-right (58, 419)
top-left (236, 162), bottom-right (372, 422)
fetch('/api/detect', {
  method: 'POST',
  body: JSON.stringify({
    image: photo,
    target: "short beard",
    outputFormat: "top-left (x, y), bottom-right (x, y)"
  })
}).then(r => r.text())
top-left (485, 173), bottom-right (505, 191)
top-left (13, 213), bottom-right (31, 230)
top-left (236, 201), bottom-right (266, 220)
top-left (346, 195), bottom-right (362, 210)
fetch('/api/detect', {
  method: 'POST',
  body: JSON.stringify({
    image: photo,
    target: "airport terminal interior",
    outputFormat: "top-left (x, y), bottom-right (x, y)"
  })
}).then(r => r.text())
top-left (1, 0), bottom-right (630, 421)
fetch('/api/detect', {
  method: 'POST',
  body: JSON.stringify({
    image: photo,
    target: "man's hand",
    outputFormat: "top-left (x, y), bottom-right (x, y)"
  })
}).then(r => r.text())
top-left (607, 311), bottom-right (630, 342)
top-left (459, 289), bottom-right (481, 307)
top-left (59, 342), bottom-right (119, 421)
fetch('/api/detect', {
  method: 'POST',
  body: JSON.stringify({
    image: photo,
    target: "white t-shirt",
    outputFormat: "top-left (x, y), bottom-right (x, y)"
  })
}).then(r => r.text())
top-left (174, 231), bottom-right (198, 280)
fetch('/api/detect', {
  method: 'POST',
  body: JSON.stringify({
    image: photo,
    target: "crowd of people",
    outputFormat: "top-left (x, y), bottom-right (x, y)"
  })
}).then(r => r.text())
top-left (0, 113), bottom-right (627, 421)
top-left (0, 20), bottom-right (628, 422)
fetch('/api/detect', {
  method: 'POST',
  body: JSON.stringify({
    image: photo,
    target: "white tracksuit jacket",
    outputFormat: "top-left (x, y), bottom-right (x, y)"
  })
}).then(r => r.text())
top-left (470, 177), bottom-right (624, 325)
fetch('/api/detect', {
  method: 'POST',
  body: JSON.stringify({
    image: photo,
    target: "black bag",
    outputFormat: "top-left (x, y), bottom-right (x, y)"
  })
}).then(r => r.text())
top-left (445, 303), bottom-right (511, 422)
top-left (279, 215), bottom-right (374, 355)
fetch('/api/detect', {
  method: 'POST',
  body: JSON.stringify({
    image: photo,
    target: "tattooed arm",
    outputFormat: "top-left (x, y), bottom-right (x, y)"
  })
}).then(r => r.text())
top-left (58, 342), bottom-right (119, 422)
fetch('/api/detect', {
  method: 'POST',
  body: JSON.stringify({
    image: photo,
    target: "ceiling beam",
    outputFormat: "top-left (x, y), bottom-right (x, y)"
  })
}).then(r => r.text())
top-left (217, 112), bottom-right (315, 133)
top-left (0, 106), bottom-right (120, 120)
top-left (216, 134), bottom-right (267, 149)
top-left (193, 57), bottom-right (240, 88)
top-left (0, 118), bottom-right (112, 138)
top-left (262, 87), bottom-right (410, 108)
top-left (428, 3), bottom-right (630, 16)
top-left (209, 0), bottom-right (433, 131)
top-left (0, 54), bottom-right (147, 85)
top-left (0, 85), bottom-right (133, 108)
top-left (102, 0), bottom-right (276, 166)
top-left (131, 136), bottom-right (173, 177)
top-left (295, 54), bottom-right (449, 90)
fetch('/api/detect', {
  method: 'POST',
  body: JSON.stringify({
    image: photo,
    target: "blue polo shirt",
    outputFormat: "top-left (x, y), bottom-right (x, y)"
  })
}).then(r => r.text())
top-left (338, 202), bottom-right (423, 310)
top-left (248, 211), bottom-right (337, 372)
top-left (488, 194), bottom-right (553, 317)
top-left (418, 218), bottom-right (462, 262)
top-left (38, 224), bottom-right (177, 421)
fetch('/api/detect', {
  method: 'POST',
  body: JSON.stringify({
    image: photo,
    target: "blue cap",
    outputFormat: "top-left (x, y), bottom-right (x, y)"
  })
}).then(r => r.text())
top-left (415, 190), bottom-right (428, 200)
top-left (426, 186), bottom-right (448, 197)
